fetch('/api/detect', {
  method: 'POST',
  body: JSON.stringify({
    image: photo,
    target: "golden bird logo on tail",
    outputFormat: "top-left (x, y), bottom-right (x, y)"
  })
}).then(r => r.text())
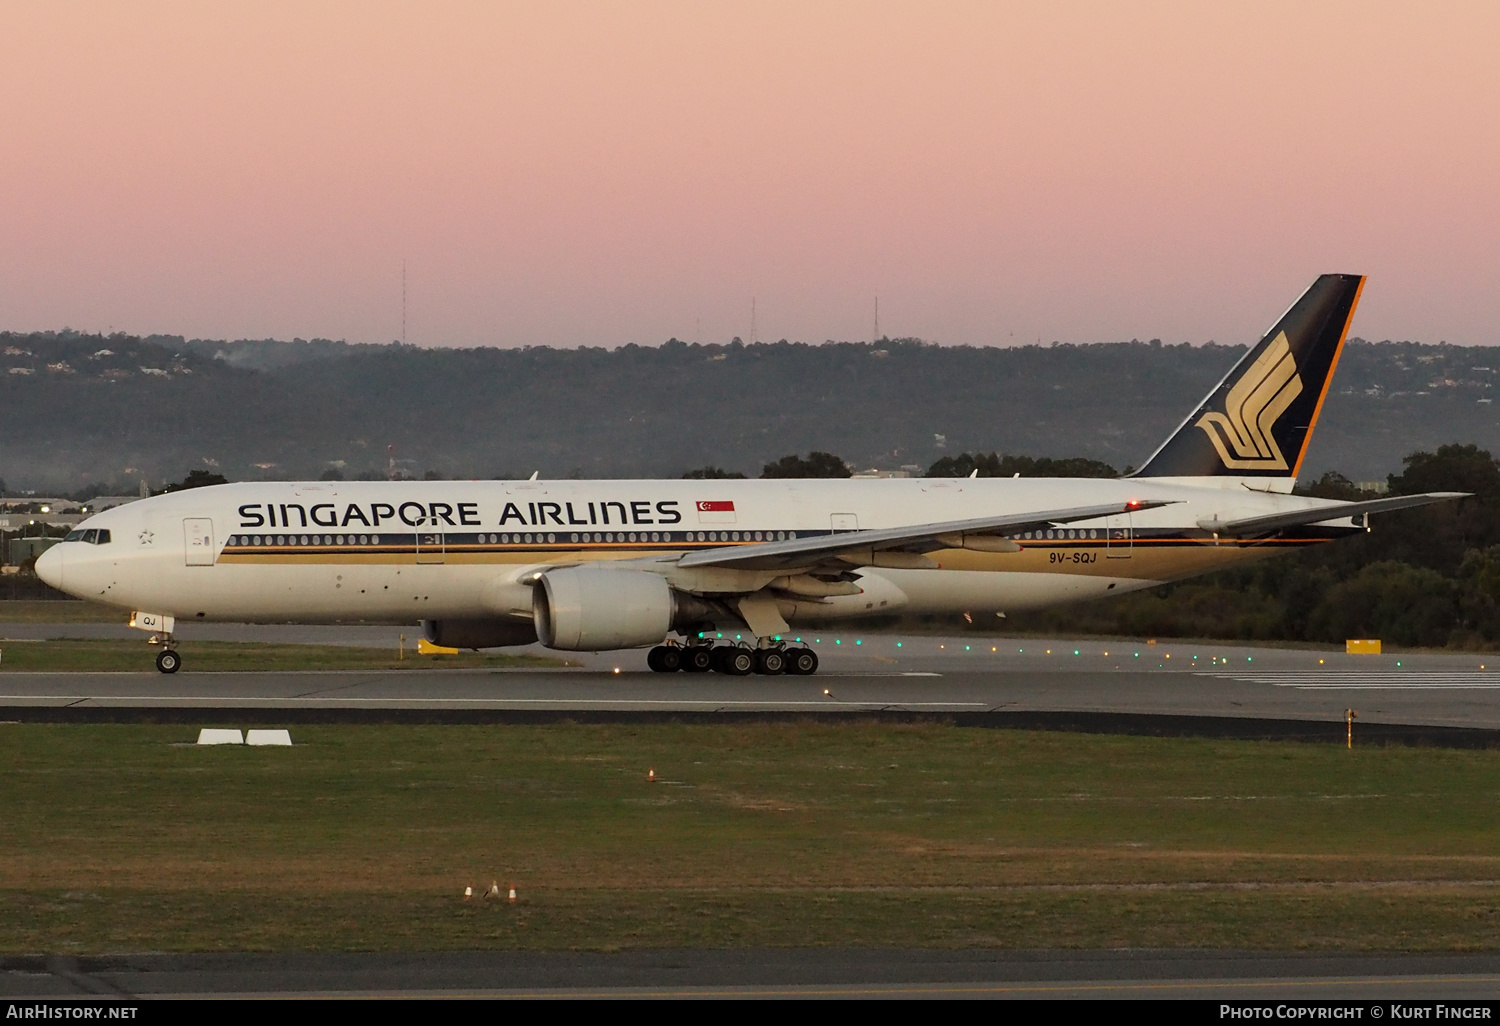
top-left (1195, 331), bottom-right (1303, 470)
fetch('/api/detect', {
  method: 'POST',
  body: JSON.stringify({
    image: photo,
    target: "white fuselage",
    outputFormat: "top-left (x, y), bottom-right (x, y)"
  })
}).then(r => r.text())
top-left (37, 477), bottom-right (1355, 639)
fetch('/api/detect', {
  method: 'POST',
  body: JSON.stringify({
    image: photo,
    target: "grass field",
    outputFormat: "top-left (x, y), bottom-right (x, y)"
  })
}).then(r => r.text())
top-left (3, 722), bottom-right (1500, 953)
top-left (0, 639), bottom-right (565, 672)
top-left (0, 600), bottom-right (128, 623)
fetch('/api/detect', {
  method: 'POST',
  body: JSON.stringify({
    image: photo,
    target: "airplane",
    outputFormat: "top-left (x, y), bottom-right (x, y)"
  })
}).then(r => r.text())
top-left (35, 274), bottom-right (1465, 675)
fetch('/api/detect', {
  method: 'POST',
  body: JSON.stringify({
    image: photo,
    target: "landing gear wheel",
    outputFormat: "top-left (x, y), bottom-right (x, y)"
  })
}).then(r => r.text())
top-left (651, 646), bottom-right (683, 672)
top-left (784, 648), bottom-right (818, 675)
top-left (681, 646), bottom-right (713, 673)
top-left (720, 648), bottom-right (755, 676)
top-left (155, 649), bottom-right (181, 674)
top-left (754, 649), bottom-right (786, 675)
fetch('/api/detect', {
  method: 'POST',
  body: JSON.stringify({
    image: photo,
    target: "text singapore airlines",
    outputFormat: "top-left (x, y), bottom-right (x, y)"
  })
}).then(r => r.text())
top-left (35, 275), bottom-right (1464, 675)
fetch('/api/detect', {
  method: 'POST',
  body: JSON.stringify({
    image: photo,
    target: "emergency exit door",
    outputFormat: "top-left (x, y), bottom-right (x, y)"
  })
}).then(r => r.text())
top-left (415, 530), bottom-right (445, 564)
top-left (1104, 513), bottom-right (1132, 558)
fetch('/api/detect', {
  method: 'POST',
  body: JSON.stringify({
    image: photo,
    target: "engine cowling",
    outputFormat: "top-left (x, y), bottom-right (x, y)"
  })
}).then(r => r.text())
top-left (422, 617), bottom-right (538, 650)
top-left (532, 567), bottom-right (675, 651)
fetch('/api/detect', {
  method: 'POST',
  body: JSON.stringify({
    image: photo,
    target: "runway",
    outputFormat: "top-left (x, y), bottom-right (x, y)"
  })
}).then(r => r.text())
top-left (5, 624), bottom-right (1500, 734)
top-left (7, 949), bottom-right (1500, 999)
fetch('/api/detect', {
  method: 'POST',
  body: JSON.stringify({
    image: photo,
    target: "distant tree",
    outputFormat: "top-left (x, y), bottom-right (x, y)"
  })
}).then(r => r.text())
top-left (761, 451), bottom-right (851, 479)
top-left (155, 470), bottom-right (229, 494)
top-left (422, 470), bottom-right (445, 480)
top-left (1298, 470), bottom-right (1370, 500)
top-left (0, 477), bottom-right (6, 496)
top-left (319, 468), bottom-right (345, 481)
top-left (354, 470), bottom-right (385, 481)
top-left (926, 453), bottom-right (1117, 478)
top-left (683, 466), bottom-right (747, 479)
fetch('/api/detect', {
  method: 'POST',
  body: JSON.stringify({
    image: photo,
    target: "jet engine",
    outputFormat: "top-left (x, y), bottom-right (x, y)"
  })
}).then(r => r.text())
top-left (532, 567), bottom-right (680, 651)
top-left (422, 617), bottom-right (538, 650)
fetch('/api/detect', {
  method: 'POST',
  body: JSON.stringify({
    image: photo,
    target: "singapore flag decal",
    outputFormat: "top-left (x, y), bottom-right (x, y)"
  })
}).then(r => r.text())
top-left (696, 499), bottom-right (737, 524)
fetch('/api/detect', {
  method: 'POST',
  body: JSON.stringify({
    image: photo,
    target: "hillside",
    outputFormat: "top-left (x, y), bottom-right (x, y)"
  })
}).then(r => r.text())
top-left (2, 331), bottom-right (1496, 491)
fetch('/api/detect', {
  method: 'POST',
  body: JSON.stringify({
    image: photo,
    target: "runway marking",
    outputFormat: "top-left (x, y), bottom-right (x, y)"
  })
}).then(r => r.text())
top-left (1201, 671), bottom-right (1500, 689)
top-left (0, 695), bottom-right (988, 708)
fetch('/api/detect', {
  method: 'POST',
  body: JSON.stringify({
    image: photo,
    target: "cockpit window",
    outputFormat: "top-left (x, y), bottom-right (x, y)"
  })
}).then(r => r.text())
top-left (62, 529), bottom-right (110, 544)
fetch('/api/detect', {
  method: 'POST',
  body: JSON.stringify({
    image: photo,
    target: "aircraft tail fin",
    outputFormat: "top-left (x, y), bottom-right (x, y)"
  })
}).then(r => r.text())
top-left (1131, 273), bottom-right (1365, 482)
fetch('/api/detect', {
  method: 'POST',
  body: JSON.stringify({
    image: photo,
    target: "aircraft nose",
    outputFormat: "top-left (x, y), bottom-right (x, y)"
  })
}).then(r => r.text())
top-left (34, 543), bottom-right (64, 591)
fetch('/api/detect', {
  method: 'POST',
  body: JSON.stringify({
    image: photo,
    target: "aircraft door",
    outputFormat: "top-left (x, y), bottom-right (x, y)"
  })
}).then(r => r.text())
top-left (184, 518), bottom-right (216, 566)
top-left (416, 527), bottom-right (445, 564)
top-left (1105, 513), bottom-right (1132, 558)
top-left (830, 513), bottom-right (859, 534)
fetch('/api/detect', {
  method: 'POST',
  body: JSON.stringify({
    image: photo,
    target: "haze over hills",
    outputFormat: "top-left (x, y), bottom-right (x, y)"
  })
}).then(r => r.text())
top-left (2, 330), bottom-right (1496, 493)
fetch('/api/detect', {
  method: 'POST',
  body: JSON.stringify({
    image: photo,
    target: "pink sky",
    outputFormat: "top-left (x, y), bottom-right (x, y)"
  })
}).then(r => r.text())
top-left (2, 1), bottom-right (1497, 347)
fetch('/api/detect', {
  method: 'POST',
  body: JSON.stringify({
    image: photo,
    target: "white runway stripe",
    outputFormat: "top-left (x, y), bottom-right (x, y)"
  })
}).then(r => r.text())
top-left (1201, 671), bottom-right (1500, 689)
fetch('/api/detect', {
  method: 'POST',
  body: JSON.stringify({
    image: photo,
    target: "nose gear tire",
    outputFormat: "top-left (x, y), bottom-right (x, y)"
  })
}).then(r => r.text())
top-left (155, 649), bottom-right (181, 674)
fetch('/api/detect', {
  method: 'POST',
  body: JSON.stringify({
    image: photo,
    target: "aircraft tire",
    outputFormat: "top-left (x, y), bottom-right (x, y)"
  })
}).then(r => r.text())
top-left (646, 646), bottom-right (666, 672)
top-left (721, 647), bottom-right (755, 676)
top-left (681, 646), bottom-right (713, 673)
top-left (156, 649), bottom-right (181, 674)
top-left (784, 648), bottom-right (818, 675)
top-left (753, 649), bottom-right (786, 675)
top-left (657, 646), bottom-right (683, 672)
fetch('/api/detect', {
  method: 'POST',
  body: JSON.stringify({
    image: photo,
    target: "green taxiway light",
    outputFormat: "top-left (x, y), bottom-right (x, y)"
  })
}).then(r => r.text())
top-left (896, 642), bottom-right (902, 647)
top-left (855, 640), bottom-right (862, 645)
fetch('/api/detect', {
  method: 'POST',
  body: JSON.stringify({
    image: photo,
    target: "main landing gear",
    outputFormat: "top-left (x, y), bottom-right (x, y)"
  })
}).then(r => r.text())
top-left (647, 642), bottom-right (818, 676)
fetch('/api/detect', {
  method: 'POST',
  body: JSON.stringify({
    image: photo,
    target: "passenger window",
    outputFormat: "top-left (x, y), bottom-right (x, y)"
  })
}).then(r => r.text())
top-left (64, 530), bottom-right (85, 542)
top-left (82, 529), bottom-right (98, 544)
top-left (94, 529), bottom-right (111, 545)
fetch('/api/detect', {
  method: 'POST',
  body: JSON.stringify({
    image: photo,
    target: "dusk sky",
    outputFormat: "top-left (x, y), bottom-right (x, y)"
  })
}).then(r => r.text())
top-left (2, 2), bottom-right (1496, 348)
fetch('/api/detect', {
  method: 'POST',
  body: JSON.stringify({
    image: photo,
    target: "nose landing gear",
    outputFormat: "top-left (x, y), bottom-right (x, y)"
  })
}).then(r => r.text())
top-left (130, 612), bottom-right (181, 674)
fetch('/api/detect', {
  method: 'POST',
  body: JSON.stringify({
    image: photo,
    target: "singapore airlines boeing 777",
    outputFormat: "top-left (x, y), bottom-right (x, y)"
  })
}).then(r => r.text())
top-left (35, 275), bottom-right (1463, 675)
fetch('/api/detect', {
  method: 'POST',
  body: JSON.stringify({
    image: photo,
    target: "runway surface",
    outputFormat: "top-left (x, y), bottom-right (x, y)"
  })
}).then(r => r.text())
top-left (5, 623), bottom-right (1500, 733)
top-left (6, 949), bottom-right (1500, 999)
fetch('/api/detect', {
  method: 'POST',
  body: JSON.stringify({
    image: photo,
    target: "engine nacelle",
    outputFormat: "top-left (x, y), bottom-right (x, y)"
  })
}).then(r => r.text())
top-left (532, 567), bottom-right (675, 651)
top-left (422, 617), bottom-right (538, 650)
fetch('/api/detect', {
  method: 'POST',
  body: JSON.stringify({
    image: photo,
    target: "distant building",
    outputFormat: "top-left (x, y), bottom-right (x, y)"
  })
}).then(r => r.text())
top-left (82, 495), bottom-right (144, 512)
top-left (1355, 481), bottom-right (1390, 495)
top-left (850, 469), bottom-right (913, 479)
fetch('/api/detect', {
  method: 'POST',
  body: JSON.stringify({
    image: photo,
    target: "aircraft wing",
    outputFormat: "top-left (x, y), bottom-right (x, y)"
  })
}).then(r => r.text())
top-left (1196, 492), bottom-right (1469, 538)
top-left (675, 500), bottom-right (1174, 572)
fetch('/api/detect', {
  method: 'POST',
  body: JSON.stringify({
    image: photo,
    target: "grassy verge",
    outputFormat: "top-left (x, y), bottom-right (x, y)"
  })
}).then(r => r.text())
top-left (0, 639), bottom-right (567, 672)
top-left (3, 723), bottom-right (1500, 952)
top-left (0, 600), bottom-right (129, 623)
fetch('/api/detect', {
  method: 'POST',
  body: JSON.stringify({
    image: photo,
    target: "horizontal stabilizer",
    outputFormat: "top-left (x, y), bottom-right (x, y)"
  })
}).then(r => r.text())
top-left (1196, 492), bottom-right (1468, 537)
top-left (677, 500), bottom-right (1175, 572)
